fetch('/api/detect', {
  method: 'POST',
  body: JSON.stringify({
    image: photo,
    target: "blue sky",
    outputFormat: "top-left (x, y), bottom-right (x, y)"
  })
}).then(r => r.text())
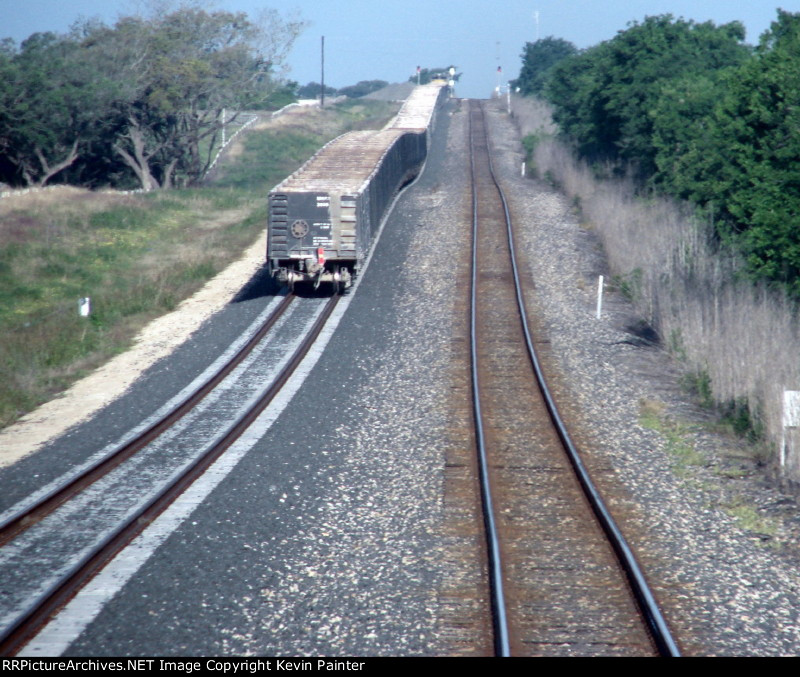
top-left (2, 1), bottom-right (798, 98)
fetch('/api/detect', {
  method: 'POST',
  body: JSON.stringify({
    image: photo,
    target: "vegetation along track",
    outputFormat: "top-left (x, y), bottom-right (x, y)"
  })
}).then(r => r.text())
top-left (0, 291), bottom-right (338, 656)
top-left (465, 100), bottom-right (680, 657)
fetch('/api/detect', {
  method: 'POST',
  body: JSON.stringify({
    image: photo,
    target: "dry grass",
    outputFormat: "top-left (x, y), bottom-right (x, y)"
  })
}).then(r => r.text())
top-left (512, 95), bottom-right (800, 483)
top-left (510, 97), bottom-right (558, 138)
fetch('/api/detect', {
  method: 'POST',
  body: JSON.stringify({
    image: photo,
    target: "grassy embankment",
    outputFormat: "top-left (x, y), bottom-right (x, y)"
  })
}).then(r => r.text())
top-left (0, 99), bottom-right (399, 430)
top-left (512, 94), bottom-right (800, 486)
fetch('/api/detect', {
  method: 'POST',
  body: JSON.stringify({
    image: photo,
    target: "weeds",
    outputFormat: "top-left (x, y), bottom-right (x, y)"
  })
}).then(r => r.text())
top-left (723, 499), bottom-right (780, 544)
top-left (639, 399), bottom-right (706, 478)
top-left (680, 370), bottom-right (714, 409)
top-left (719, 399), bottom-right (766, 444)
top-left (637, 402), bottom-right (780, 545)
top-left (668, 328), bottom-right (687, 362)
top-left (638, 398), bottom-right (666, 429)
top-left (612, 268), bottom-right (643, 303)
top-left (521, 134), bottom-right (539, 174)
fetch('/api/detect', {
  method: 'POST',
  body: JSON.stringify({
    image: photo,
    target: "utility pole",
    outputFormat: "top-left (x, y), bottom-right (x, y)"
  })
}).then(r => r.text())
top-left (321, 35), bottom-right (325, 108)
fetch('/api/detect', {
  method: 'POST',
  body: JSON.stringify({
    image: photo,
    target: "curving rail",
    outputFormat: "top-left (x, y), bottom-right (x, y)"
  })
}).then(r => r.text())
top-left (467, 100), bottom-right (680, 657)
top-left (468, 103), bottom-right (512, 658)
top-left (0, 294), bottom-right (296, 547)
top-left (0, 293), bottom-right (339, 656)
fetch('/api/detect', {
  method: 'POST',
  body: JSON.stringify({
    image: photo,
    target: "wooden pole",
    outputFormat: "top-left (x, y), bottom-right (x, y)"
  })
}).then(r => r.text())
top-left (321, 36), bottom-right (325, 108)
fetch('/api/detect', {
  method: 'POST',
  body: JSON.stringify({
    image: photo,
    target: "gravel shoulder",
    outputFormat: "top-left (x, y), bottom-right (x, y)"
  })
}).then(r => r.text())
top-left (484, 100), bottom-right (800, 656)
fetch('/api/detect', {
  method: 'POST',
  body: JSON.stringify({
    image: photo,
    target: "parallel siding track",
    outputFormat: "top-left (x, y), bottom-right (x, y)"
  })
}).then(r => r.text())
top-left (466, 100), bottom-right (680, 657)
top-left (0, 293), bottom-right (338, 656)
top-left (0, 294), bottom-right (296, 548)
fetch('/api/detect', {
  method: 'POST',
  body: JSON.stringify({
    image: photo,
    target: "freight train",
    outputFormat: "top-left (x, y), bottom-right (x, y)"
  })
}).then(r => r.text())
top-left (266, 83), bottom-right (446, 292)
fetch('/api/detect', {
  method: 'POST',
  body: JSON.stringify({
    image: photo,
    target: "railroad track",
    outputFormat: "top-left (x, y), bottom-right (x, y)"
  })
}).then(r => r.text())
top-left (0, 292), bottom-right (339, 656)
top-left (465, 100), bottom-right (680, 657)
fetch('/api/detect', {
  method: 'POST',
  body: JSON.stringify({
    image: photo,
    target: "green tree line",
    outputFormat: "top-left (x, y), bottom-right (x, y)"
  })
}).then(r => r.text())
top-left (0, 6), bottom-right (303, 191)
top-left (518, 10), bottom-right (800, 295)
top-left (297, 80), bottom-right (390, 100)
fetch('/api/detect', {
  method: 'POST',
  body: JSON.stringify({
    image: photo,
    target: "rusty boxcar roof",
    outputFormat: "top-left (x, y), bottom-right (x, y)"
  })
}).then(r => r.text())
top-left (271, 129), bottom-right (410, 195)
top-left (270, 84), bottom-right (443, 196)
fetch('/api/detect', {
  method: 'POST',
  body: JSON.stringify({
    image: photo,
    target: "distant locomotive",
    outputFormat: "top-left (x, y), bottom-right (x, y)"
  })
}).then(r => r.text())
top-left (267, 83), bottom-right (446, 292)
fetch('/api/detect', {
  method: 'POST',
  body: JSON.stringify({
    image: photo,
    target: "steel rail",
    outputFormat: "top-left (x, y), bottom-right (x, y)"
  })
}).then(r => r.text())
top-left (477, 102), bottom-right (681, 658)
top-left (0, 294), bottom-right (338, 657)
top-left (468, 103), bottom-right (512, 658)
top-left (0, 293), bottom-right (295, 548)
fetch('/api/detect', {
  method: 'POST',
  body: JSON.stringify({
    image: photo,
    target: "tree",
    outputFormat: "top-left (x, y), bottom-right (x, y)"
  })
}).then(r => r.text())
top-left (297, 82), bottom-right (337, 99)
top-left (89, 7), bottom-right (304, 189)
top-left (546, 16), bottom-right (748, 177)
top-left (259, 80), bottom-right (298, 109)
top-left (0, 40), bottom-right (23, 183)
top-left (0, 32), bottom-right (117, 186)
top-left (545, 10), bottom-right (800, 293)
top-left (545, 43), bottom-right (613, 161)
top-left (0, 5), bottom-right (304, 189)
top-left (650, 72), bottom-right (730, 200)
top-left (513, 37), bottom-right (576, 96)
top-left (677, 10), bottom-right (800, 292)
top-left (337, 80), bottom-right (388, 98)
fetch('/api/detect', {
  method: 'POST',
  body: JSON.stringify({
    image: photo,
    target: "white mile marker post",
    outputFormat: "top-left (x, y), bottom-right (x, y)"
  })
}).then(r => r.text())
top-left (596, 275), bottom-right (604, 319)
top-left (79, 297), bottom-right (91, 317)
